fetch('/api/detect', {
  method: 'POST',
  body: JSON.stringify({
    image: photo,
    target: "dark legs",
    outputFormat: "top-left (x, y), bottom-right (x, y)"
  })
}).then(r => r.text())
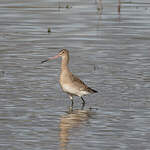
top-left (69, 95), bottom-right (85, 107)
top-left (81, 97), bottom-right (85, 110)
top-left (69, 95), bottom-right (74, 107)
top-left (71, 99), bottom-right (74, 107)
top-left (81, 97), bottom-right (85, 105)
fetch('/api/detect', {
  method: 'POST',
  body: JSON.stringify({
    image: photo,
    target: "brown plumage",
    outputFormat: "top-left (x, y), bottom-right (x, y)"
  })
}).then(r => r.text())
top-left (41, 49), bottom-right (97, 106)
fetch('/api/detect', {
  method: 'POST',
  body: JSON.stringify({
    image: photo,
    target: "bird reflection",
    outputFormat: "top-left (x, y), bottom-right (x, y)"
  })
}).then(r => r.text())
top-left (59, 105), bottom-right (91, 150)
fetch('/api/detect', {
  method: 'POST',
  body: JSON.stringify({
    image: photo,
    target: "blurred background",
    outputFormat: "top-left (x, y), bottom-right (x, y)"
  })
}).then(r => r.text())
top-left (0, 0), bottom-right (150, 150)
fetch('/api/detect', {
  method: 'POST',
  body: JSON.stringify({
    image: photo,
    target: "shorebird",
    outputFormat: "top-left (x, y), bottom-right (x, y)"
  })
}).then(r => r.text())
top-left (41, 49), bottom-right (97, 106)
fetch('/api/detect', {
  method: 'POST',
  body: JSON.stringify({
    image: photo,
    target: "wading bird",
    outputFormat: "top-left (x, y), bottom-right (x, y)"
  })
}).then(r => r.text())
top-left (41, 49), bottom-right (97, 106)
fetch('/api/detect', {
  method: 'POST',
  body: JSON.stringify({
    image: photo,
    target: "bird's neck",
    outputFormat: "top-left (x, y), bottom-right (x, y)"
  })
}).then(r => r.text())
top-left (61, 54), bottom-right (70, 73)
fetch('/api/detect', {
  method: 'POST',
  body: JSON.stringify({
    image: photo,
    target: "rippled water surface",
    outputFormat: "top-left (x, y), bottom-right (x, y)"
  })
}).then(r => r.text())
top-left (0, 0), bottom-right (150, 150)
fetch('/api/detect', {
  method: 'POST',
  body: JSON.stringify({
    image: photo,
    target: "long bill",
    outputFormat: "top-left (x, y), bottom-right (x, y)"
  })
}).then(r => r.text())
top-left (41, 54), bottom-right (60, 63)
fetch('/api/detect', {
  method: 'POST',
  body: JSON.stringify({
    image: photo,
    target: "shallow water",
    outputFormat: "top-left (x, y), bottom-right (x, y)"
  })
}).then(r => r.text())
top-left (0, 0), bottom-right (150, 150)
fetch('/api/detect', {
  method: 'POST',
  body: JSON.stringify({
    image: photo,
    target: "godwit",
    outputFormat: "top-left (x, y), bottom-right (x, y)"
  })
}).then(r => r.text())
top-left (41, 49), bottom-right (97, 106)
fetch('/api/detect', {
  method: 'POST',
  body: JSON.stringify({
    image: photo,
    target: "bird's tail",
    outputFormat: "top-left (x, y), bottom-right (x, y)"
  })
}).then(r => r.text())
top-left (87, 87), bottom-right (98, 93)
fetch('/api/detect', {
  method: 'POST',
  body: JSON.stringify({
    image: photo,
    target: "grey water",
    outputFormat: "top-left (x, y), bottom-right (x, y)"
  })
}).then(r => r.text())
top-left (0, 0), bottom-right (150, 150)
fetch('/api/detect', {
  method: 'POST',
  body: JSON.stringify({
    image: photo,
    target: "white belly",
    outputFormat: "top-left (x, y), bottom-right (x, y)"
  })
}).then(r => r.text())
top-left (61, 84), bottom-right (90, 97)
top-left (62, 84), bottom-right (77, 94)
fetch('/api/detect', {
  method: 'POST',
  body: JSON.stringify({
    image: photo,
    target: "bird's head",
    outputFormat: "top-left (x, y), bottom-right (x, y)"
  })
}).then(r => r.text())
top-left (58, 49), bottom-right (69, 57)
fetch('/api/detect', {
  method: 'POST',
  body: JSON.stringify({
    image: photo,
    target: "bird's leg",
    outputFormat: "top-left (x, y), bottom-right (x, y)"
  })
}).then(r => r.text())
top-left (81, 97), bottom-right (85, 106)
top-left (68, 105), bottom-right (73, 113)
top-left (69, 95), bottom-right (74, 107)
top-left (81, 102), bottom-right (85, 110)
